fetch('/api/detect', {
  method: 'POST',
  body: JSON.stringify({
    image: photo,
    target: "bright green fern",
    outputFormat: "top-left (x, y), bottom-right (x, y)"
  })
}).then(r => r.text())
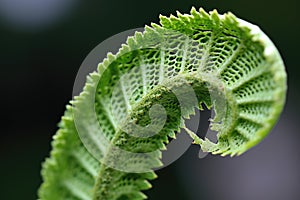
top-left (39, 8), bottom-right (287, 200)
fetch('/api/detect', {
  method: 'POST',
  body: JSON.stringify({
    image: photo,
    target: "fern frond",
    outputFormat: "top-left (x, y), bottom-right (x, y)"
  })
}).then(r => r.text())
top-left (39, 7), bottom-right (286, 200)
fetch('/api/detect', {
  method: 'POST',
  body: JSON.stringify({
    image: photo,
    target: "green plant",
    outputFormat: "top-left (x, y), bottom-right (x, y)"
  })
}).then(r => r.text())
top-left (39, 7), bottom-right (286, 200)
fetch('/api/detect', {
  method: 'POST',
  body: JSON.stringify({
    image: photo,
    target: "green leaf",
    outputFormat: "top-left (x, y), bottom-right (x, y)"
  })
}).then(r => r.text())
top-left (39, 7), bottom-right (287, 200)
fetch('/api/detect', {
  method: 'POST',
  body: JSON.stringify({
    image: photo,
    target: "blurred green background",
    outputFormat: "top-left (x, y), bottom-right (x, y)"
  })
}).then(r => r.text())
top-left (0, 0), bottom-right (299, 199)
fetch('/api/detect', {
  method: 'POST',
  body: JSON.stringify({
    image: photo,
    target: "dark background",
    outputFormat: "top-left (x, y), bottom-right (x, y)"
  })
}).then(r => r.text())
top-left (0, 0), bottom-right (299, 199)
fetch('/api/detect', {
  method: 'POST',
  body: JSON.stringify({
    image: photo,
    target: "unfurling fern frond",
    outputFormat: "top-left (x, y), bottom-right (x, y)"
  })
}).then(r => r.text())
top-left (39, 7), bottom-right (287, 200)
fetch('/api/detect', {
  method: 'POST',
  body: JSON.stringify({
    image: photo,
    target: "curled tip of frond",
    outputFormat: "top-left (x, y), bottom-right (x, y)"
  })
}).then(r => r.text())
top-left (40, 6), bottom-right (286, 200)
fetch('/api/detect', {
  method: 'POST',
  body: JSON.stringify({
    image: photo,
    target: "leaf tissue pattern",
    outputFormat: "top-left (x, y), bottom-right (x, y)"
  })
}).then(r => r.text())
top-left (39, 8), bottom-right (287, 200)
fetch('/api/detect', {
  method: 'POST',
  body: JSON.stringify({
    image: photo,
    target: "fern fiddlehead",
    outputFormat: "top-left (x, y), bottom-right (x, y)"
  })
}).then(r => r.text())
top-left (39, 8), bottom-right (287, 200)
